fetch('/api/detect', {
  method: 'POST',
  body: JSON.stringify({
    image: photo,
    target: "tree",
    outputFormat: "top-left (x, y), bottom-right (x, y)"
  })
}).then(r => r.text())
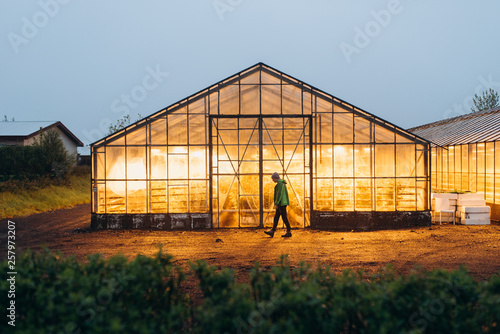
top-left (108, 113), bottom-right (143, 135)
top-left (34, 129), bottom-right (74, 179)
top-left (471, 88), bottom-right (499, 112)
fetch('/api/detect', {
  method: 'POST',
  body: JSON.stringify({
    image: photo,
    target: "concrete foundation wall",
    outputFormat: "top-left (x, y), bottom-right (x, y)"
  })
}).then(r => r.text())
top-left (311, 211), bottom-right (431, 231)
top-left (92, 211), bottom-right (431, 231)
top-left (91, 213), bottom-right (211, 230)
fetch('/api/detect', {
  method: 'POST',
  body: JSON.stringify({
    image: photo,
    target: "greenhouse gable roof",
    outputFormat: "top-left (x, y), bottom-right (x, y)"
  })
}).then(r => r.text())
top-left (408, 106), bottom-right (500, 147)
top-left (92, 62), bottom-right (430, 147)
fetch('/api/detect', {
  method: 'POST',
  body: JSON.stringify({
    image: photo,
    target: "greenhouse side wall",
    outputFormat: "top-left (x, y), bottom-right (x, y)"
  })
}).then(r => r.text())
top-left (432, 141), bottom-right (500, 221)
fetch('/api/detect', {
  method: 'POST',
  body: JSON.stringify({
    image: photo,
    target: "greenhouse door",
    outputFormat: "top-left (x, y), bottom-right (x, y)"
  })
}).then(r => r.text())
top-left (209, 116), bottom-right (312, 228)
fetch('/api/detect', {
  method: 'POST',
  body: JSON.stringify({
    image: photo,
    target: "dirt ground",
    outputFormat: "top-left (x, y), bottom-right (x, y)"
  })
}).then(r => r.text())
top-left (1, 204), bottom-right (500, 281)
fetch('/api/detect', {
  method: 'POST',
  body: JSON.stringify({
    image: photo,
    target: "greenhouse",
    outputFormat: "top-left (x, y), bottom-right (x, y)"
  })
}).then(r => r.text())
top-left (91, 63), bottom-right (431, 230)
top-left (410, 106), bottom-right (500, 220)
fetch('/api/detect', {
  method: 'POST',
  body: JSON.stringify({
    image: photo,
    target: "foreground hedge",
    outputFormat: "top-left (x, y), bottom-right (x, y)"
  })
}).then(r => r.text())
top-left (1, 250), bottom-right (499, 333)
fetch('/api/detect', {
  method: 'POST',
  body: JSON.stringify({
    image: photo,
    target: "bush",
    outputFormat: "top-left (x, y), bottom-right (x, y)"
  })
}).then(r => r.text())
top-left (0, 129), bottom-right (74, 181)
top-left (0, 248), bottom-right (189, 333)
top-left (1, 251), bottom-right (499, 333)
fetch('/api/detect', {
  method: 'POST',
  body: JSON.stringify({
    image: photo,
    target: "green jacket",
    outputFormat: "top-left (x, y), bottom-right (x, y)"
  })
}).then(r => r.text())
top-left (274, 179), bottom-right (289, 206)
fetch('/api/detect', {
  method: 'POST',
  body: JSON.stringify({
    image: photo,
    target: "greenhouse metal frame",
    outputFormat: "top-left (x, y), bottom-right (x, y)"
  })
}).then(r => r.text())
top-left (91, 63), bottom-right (431, 230)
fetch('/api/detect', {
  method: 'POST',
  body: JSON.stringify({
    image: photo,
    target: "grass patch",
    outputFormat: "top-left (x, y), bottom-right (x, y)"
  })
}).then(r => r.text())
top-left (0, 167), bottom-right (90, 219)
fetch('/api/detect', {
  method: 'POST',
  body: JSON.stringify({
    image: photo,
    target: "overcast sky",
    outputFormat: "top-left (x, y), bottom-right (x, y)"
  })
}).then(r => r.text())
top-left (1, 1), bottom-right (499, 153)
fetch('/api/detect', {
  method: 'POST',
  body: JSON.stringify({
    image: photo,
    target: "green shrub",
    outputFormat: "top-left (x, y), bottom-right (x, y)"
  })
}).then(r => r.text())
top-left (0, 248), bottom-right (189, 333)
top-left (1, 251), bottom-right (499, 333)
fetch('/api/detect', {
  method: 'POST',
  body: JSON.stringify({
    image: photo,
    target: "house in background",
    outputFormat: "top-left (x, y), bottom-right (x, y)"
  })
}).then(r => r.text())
top-left (0, 121), bottom-right (84, 162)
top-left (409, 106), bottom-right (500, 220)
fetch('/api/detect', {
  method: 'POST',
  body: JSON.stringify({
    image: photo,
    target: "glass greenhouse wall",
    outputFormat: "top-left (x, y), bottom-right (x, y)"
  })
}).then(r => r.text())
top-left (91, 63), bottom-right (431, 230)
top-left (432, 141), bottom-right (500, 219)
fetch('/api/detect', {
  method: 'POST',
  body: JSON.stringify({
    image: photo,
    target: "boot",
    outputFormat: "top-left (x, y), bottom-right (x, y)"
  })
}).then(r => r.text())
top-left (264, 229), bottom-right (275, 238)
top-left (281, 231), bottom-right (292, 238)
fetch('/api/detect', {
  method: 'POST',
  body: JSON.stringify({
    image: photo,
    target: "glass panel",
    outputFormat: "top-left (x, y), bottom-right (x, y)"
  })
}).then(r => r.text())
top-left (169, 183), bottom-right (188, 213)
top-left (261, 71), bottom-right (280, 84)
top-left (448, 146), bottom-right (455, 190)
top-left (285, 144), bottom-right (304, 173)
top-left (376, 179), bottom-right (395, 211)
top-left (262, 85), bottom-right (281, 115)
top-left (127, 181), bottom-right (147, 213)
top-left (477, 143), bottom-right (485, 193)
top-left (334, 179), bottom-right (353, 211)
top-left (127, 147), bottom-right (146, 179)
top-left (126, 125), bottom-right (146, 145)
top-left (355, 145), bottom-right (371, 177)
top-left (151, 147), bottom-right (168, 179)
top-left (375, 125), bottom-right (394, 143)
top-left (189, 115), bottom-right (206, 144)
top-left (189, 147), bottom-right (206, 179)
top-left (150, 117), bottom-right (167, 145)
top-left (96, 152), bottom-right (105, 180)
top-left (334, 145), bottom-right (353, 177)
top-left (241, 84), bottom-right (260, 115)
top-left (150, 180), bottom-right (167, 213)
top-left (375, 145), bottom-right (395, 177)
top-left (470, 144), bottom-right (476, 192)
top-left (318, 113), bottom-right (332, 143)
top-left (396, 144), bottom-right (415, 177)
top-left (286, 174), bottom-right (305, 227)
top-left (190, 181), bottom-right (208, 212)
top-left (219, 84), bottom-right (239, 115)
top-left (315, 179), bottom-right (333, 210)
top-left (303, 91), bottom-right (312, 115)
top-left (240, 71), bottom-right (260, 84)
top-left (333, 113), bottom-right (353, 143)
top-left (188, 97), bottom-right (206, 114)
top-left (316, 96), bottom-right (331, 113)
top-left (355, 179), bottom-right (371, 211)
top-left (168, 112), bottom-right (187, 145)
top-left (317, 145), bottom-right (332, 177)
top-left (396, 178), bottom-right (416, 211)
top-left (416, 145), bottom-right (427, 178)
top-left (209, 92), bottom-right (218, 115)
top-left (354, 117), bottom-right (371, 143)
top-left (282, 84), bottom-right (302, 114)
top-left (106, 181), bottom-right (126, 213)
top-left (168, 154), bottom-right (188, 180)
top-left (94, 182), bottom-right (106, 214)
top-left (218, 176), bottom-right (238, 227)
top-left (107, 131), bottom-right (125, 146)
top-left (106, 147), bottom-right (125, 179)
top-left (396, 133), bottom-right (414, 143)
top-left (416, 179), bottom-right (428, 211)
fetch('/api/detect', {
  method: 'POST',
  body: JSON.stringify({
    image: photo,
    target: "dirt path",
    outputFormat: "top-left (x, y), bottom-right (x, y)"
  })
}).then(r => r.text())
top-left (1, 204), bottom-right (500, 280)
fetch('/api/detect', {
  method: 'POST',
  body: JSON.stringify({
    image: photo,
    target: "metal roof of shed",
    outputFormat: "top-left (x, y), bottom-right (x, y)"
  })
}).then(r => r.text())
top-left (408, 106), bottom-right (500, 146)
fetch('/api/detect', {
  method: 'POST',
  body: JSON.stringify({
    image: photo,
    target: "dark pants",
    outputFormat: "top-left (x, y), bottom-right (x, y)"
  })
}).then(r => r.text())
top-left (272, 205), bottom-right (291, 231)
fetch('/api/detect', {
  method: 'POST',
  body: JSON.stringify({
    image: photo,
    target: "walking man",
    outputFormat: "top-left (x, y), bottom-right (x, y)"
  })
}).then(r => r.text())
top-left (265, 172), bottom-right (292, 238)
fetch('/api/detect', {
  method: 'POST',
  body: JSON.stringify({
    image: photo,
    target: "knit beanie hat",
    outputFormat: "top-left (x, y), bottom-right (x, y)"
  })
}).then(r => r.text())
top-left (272, 172), bottom-right (280, 179)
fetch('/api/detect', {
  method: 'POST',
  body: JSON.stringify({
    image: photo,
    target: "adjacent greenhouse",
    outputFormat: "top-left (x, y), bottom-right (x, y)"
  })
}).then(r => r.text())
top-left (91, 63), bottom-right (431, 230)
top-left (410, 107), bottom-right (500, 220)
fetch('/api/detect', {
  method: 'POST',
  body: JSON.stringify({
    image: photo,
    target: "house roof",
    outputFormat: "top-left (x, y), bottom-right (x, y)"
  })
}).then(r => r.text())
top-left (408, 106), bottom-right (500, 147)
top-left (0, 121), bottom-right (84, 146)
top-left (92, 62), bottom-right (430, 147)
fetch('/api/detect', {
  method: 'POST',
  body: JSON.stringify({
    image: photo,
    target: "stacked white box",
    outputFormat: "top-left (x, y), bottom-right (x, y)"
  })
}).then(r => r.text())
top-left (431, 193), bottom-right (457, 223)
top-left (456, 194), bottom-right (490, 225)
